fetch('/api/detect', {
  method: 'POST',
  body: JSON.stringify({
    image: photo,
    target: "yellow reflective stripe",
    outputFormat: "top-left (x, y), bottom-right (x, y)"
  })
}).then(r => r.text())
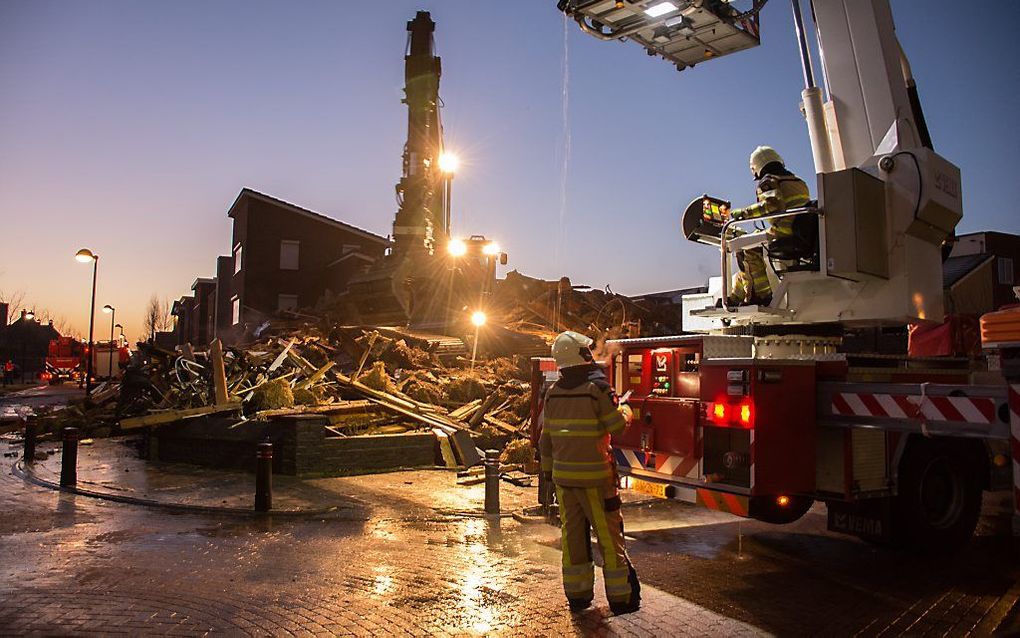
top-left (547, 430), bottom-right (605, 438)
top-left (563, 562), bottom-right (593, 576)
top-left (555, 486), bottom-right (571, 567)
top-left (563, 573), bottom-right (593, 583)
top-left (545, 418), bottom-right (600, 426)
top-left (553, 468), bottom-right (612, 480)
top-left (586, 488), bottom-right (619, 572)
top-left (554, 460), bottom-right (609, 468)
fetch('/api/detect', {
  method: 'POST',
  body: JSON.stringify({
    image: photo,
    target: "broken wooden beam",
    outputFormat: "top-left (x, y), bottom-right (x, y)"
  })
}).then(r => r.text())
top-left (209, 339), bottom-right (229, 406)
top-left (118, 401), bottom-right (242, 430)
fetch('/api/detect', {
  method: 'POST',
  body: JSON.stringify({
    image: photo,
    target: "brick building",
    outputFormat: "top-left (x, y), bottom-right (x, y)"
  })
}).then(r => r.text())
top-left (169, 188), bottom-right (389, 346)
top-left (945, 231), bottom-right (1020, 314)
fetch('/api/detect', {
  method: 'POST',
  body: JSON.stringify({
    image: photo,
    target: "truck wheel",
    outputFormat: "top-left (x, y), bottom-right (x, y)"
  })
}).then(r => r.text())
top-left (751, 495), bottom-right (813, 524)
top-left (893, 439), bottom-right (981, 553)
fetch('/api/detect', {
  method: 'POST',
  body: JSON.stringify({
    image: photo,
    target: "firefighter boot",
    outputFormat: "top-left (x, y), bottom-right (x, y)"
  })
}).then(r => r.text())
top-left (608, 563), bottom-right (641, 615)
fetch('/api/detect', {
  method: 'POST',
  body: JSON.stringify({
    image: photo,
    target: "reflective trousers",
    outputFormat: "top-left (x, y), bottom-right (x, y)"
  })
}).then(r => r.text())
top-left (731, 247), bottom-right (772, 303)
top-left (555, 484), bottom-right (639, 605)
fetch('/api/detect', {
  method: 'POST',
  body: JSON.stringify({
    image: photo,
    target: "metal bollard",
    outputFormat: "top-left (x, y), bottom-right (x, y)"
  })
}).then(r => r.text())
top-left (484, 449), bottom-right (500, 515)
top-left (23, 420), bottom-right (38, 464)
top-left (255, 442), bottom-right (273, 512)
top-left (60, 427), bottom-right (79, 488)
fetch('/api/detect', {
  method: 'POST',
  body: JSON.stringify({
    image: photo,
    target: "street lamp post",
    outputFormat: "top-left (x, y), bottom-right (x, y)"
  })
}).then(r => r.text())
top-left (22, 309), bottom-right (35, 384)
top-left (470, 309), bottom-right (487, 371)
top-left (115, 323), bottom-right (124, 346)
top-left (102, 304), bottom-right (115, 379)
top-left (75, 248), bottom-right (99, 397)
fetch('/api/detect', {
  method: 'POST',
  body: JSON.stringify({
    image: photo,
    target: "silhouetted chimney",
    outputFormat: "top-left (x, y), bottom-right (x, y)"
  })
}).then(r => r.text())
top-left (0, 303), bottom-right (7, 327)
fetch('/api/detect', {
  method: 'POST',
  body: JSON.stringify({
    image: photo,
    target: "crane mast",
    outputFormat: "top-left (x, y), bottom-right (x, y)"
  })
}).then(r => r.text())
top-left (392, 11), bottom-right (449, 260)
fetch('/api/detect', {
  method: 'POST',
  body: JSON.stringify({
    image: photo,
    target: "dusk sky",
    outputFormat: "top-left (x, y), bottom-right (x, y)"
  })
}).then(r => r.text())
top-left (2, 1), bottom-right (1018, 341)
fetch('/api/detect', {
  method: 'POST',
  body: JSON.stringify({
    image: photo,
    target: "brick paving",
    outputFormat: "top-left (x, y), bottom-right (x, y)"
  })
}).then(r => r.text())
top-left (2, 431), bottom-right (1019, 635)
top-left (0, 437), bottom-right (760, 636)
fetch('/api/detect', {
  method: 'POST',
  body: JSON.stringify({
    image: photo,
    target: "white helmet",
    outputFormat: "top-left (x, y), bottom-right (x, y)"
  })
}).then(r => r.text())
top-left (749, 145), bottom-right (784, 179)
top-left (552, 331), bottom-right (594, 369)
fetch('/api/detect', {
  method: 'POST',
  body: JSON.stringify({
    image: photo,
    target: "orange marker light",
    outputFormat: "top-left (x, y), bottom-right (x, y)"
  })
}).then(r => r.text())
top-left (739, 403), bottom-right (752, 426)
top-left (777, 495), bottom-right (790, 507)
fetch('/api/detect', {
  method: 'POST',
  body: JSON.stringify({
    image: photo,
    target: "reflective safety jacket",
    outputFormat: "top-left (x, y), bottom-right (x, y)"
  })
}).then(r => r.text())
top-left (731, 171), bottom-right (810, 238)
top-left (539, 366), bottom-right (629, 488)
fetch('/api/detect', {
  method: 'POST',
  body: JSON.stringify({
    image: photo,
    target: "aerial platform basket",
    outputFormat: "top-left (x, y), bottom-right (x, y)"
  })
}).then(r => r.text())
top-left (558, 0), bottom-right (763, 71)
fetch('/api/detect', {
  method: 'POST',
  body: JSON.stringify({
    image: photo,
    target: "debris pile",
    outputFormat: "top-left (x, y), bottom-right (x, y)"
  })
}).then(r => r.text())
top-left (91, 326), bottom-right (536, 449)
top-left (494, 271), bottom-right (686, 342)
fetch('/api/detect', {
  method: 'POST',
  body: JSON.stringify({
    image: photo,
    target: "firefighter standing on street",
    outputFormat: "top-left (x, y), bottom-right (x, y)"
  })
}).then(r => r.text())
top-left (539, 331), bottom-right (640, 614)
top-left (704, 145), bottom-right (811, 306)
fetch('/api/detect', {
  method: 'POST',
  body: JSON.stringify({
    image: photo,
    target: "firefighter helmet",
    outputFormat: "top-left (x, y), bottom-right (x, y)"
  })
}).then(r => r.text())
top-left (750, 145), bottom-right (784, 179)
top-left (552, 331), bottom-right (594, 369)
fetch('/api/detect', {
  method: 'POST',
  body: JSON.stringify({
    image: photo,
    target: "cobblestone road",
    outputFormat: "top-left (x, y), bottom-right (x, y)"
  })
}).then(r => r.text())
top-left (0, 439), bottom-right (759, 636)
top-left (1, 433), bottom-right (1018, 636)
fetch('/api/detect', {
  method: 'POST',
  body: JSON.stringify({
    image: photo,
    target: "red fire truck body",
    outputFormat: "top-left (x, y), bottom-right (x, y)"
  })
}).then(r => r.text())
top-left (531, 334), bottom-right (1012, 548)
top-left (44, 336), bottom-right (84, 383)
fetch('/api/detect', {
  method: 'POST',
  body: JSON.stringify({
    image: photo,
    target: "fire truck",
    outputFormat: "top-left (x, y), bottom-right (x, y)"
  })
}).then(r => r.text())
top-left (536, 0), bottom-right (1020, 551)
top-left (44, 336), bottom-right (84, 383)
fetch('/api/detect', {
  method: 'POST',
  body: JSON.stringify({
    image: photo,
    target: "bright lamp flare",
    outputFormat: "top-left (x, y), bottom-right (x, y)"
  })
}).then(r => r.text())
top-left (481, 242), bottom-right (500, 256)
top-left (438, 152), bottom-right (459, 174)
top-left (470, 310), bottom-right (487, 327)
top-left (75, 248), bottom-right (97, 263)
top-left (447, 238), bottom-right (468, 257)
top-left (102, 304), bottom-right (114, 314)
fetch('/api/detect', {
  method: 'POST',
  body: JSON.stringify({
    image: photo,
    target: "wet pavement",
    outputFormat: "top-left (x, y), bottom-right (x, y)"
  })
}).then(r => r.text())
top-left (0, 383), bottom-right (82, 422)
top-left (1, 432), bottom-right (1019, 636)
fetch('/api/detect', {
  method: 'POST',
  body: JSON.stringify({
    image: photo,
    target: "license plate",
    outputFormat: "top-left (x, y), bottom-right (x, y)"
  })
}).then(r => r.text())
top-left (629, 477), bottom-right (669, 499)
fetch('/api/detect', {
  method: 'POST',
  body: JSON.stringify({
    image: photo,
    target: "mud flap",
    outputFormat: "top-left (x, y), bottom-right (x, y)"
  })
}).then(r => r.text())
top-left (826, 498), bottom-right (893, 542)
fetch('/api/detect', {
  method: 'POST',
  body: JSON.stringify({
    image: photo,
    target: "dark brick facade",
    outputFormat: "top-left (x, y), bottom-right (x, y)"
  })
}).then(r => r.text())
top-left (227, 189), bottom-right (389, 332)
top-left (150, 415), bottom-right (438, 477)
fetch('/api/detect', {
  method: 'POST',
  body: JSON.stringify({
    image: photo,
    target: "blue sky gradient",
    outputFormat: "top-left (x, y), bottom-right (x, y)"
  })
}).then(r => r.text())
top-left (2, 1), bottom-right (1017, 338)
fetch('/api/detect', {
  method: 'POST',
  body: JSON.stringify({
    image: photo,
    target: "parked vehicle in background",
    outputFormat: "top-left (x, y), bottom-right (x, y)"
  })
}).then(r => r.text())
top-left (44, 336), bottom-right (84, 383)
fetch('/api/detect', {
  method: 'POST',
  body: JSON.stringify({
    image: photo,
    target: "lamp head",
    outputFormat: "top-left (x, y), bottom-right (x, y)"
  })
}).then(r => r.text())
top-left (75, 248), bottom-right (97, 263)
top-left (102, 304), bottom-right (114, 314)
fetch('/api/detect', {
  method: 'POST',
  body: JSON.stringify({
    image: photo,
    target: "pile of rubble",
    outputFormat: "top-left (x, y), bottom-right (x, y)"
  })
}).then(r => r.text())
top-left (59, 326), bottom-right (534, 458)
top-left (494, 271), bottom-right (685, 343)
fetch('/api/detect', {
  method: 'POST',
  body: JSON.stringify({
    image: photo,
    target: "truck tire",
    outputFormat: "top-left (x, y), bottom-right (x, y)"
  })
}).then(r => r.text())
top-left (893, 438), bottom-right (982, 553)
top-left (751, 495), bottom-right (813, 524)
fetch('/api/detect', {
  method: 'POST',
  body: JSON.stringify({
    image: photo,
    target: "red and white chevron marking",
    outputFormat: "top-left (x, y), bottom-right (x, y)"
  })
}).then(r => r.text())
top-left (1009, 384), bottom-right (1020, 520)
top-left (831, 391), bottom-right (997, 424)
top-left (619, 449), bottom-right (701, 480)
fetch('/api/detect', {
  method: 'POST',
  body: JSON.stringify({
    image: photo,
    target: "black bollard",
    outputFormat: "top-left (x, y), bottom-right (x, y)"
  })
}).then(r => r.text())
top-left (255, 442), bottom-right (273, 512)
top-left (23, 420), bottom-right (38, 464)
top-left (60, 427), bottom-right (79, 488)
top-left (484, 449), bottom-right (500, 515)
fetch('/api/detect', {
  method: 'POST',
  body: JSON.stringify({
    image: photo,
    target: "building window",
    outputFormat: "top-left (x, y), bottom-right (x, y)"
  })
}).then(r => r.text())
top-left (278, 294), bottom-right (298, 312)
top-left (999, 257), bottom-right (1015, 285)
top-left (231, 296), bottom-right (240, 325)
top-left (233, 244), bottom-right (243, 274)
top-left (280, 240), bottom-right (300, 270)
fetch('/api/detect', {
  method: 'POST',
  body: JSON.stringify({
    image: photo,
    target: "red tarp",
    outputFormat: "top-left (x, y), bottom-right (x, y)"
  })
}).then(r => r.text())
top-left (908, 314), bottom-right (980, 358)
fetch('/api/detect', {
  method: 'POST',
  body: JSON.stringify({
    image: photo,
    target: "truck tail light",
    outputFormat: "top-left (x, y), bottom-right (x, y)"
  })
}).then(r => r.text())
top-left (705, 400), bottom-right (754, 428)
top-left (738, 402), bottom-right (753, 427)
top-left (712, 402), bottom-right (727, 421)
